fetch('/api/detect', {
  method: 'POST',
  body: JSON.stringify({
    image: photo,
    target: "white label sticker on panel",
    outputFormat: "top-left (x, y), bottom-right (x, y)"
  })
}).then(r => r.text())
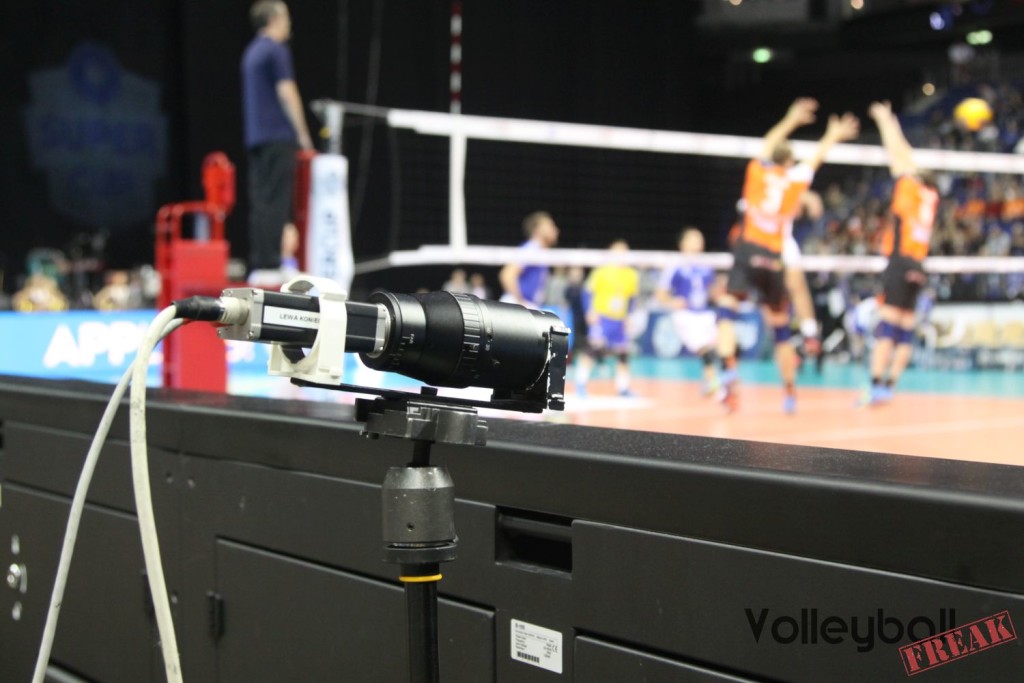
top-left (510, 618), bottom-right (563, 674)
top-left (263, 306), bottom-right (321, 330)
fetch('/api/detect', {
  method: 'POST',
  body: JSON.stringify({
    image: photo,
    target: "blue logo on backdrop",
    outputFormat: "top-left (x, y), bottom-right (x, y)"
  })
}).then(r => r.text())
top-left (22, 42), bottom-right (168, 229)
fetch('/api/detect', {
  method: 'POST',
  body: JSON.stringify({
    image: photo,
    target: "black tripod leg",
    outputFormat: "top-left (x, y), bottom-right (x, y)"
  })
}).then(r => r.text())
top-left (401, 564), bottom-right (441, 683)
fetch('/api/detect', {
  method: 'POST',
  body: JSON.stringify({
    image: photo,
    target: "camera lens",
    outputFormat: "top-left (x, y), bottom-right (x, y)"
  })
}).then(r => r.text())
top-left (359, 290), bottom-right (562, 391)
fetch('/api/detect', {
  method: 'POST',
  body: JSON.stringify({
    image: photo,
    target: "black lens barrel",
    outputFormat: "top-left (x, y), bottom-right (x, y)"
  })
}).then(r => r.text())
top-left (359, 291), bottom-right (560, 391)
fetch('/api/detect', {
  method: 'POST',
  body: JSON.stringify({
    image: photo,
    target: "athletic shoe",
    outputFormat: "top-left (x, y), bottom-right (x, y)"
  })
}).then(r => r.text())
top-left (618, 388), bottom-right (636, 398)
top-left (859, 385), bottom-right (892, 407)
top-left (717, 370), bottom-right (739, 412)
top-left (720, 389), bottom-right (739, 413)
top-left (783, 395), bottom-right (796, 415)
top-left (576, 384), bottom-right (588, 400)
top-left (701, 376), bottom-right (721, 397)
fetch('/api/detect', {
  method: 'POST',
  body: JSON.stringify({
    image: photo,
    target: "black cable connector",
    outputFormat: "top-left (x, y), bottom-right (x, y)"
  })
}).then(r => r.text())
top-left (173, 296), bottom-right (224, 321)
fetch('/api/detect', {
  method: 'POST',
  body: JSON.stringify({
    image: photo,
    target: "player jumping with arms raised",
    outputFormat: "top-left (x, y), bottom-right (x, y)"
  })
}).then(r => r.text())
top-left (862, 101), bottom-right (940, 406)
top-left (718, 98), bottom-right (859, 413)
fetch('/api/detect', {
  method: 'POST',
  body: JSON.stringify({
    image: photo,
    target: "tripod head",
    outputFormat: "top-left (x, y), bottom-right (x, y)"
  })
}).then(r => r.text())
top-left (355, 387), bottom-right (487, 447)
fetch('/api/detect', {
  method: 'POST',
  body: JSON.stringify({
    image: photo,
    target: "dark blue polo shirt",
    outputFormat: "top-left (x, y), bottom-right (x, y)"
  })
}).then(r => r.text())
top-left (241, 35), bottom-right (296, 149)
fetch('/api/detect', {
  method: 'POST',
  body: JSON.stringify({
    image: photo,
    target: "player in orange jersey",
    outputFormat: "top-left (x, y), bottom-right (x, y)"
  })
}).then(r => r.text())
top-left (717, 98), bottom-right (859, 413)
top-left (862, 101), bottom-right (940, 406)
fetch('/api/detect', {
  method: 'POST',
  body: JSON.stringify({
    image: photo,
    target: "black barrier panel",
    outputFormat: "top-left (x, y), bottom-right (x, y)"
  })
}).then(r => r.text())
top-left (213, 539), bottom-right (494, 682)
top-left (0, 376), bottom-right (1023, 682)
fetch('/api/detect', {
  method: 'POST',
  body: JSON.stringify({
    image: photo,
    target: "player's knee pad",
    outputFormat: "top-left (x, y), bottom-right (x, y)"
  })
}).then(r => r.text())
top-left (717, 307), bottom-right (739, 322)
top-left (773, 325), bottom-right (793, 344)
top-left (700, 350), bottom-right (717, 367)
top-left (875, 320), bottom-right (899, 341)
top-left (616, 352), bottom-right (630, 364)
top-left (896, 327), bottom-right (915, 345)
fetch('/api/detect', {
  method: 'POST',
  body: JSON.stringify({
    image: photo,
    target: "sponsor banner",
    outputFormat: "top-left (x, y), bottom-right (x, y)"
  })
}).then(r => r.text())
top-left (0, 311), bottom-right (270, 384)
top-left (636, 308), bottom-right (764, 359)
top-left (306, 154), bottom-right (354, 292)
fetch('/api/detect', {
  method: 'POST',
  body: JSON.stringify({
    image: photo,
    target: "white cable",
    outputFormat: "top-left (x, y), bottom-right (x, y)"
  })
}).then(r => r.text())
top-left (130, 306), bottom-right (185, 683)
top-left (32, 316), bottom-right (184, 683)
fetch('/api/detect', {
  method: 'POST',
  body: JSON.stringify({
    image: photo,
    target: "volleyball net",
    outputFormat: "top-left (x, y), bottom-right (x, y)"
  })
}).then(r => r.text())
top-left (385, 106), bottom-right (1024, 246)
top-left (332, 102), bottom-right (1024, 369)
top-left (341, 101), bottom-right (1024, 274)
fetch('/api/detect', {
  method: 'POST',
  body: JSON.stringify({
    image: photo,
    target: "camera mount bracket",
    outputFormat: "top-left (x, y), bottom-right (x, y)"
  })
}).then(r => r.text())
top-left (267, 275), bottom-right (349, 384)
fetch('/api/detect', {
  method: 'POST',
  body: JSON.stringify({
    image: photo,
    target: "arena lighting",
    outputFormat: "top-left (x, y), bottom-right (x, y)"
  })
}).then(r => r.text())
top-left (752, 47), bottom-right (773, 64)
top-left (850, 0), bottom-right (864, 10)
top-left (967, 30), bottom-right (993, 46)
top-left (922, 82), bottom-right (936, 96)
top-left (216, 276), bottom-right (569, 412)
top-left (930, 11), bottom-right (946, 30)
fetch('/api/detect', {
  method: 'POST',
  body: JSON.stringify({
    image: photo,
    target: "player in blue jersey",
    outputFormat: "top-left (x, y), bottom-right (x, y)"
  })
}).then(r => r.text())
top-left (499, 211), bottom-right (560, 307)
top-left (655, 228), bottom-right (723, 395)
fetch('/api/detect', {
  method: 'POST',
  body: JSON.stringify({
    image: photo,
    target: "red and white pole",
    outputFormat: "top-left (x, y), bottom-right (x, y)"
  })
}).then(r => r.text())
top-left (450, 1), bottom-right (462, 114)
top-left (448, 0), bottom-right (467, 246)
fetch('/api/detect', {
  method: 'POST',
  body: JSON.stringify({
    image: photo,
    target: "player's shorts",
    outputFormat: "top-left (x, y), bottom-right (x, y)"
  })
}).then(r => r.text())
top-left (881, 256), bottom-right (927, 311)
top-left (670, 309), bottom-right (717, 354)
top-left (726, 241), bottom-right (787, 312)
top-left (588, 316), bottom-right (630, 352)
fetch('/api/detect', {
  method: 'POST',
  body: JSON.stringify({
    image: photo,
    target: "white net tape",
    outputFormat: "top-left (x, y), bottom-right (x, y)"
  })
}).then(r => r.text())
top-left (387, 108), bottom-right (1024, 173)
top-left (356, 245), bottom-right (1024, 276)
top-left (380, 106), bottom-right (1024, 249)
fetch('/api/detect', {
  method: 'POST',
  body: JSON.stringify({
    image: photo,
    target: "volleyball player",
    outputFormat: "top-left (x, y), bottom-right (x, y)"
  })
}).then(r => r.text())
top-left (499, 211), bottom-right (559, 308)
top-left (862, 101), bottom-right (940, 406)
top-left (736, 196), bottom-right (822, 358)
top-left (718, 98), bottom-right (859, 413)
top-left (575, 240), bottom-right (640, 398)
top-left (655, 228), bottom-right (722, 395)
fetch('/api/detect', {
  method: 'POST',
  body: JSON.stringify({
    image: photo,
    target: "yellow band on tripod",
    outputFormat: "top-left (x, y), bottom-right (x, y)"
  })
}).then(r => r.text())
top-left (399, 573), bottom-right (443, 583)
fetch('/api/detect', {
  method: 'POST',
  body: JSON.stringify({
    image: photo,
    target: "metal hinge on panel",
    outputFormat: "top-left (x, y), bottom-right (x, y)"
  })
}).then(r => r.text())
top-left (207, 591), bottom-right (224, 642)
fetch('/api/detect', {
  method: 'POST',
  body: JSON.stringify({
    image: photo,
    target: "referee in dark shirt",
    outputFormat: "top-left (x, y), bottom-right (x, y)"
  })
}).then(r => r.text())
top-left (241, 1), bottom-right (313, 273)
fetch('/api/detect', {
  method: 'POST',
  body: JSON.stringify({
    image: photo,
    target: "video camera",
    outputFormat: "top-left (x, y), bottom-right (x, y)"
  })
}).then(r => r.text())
top-left (216, 276), bottom-right (568, 412)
